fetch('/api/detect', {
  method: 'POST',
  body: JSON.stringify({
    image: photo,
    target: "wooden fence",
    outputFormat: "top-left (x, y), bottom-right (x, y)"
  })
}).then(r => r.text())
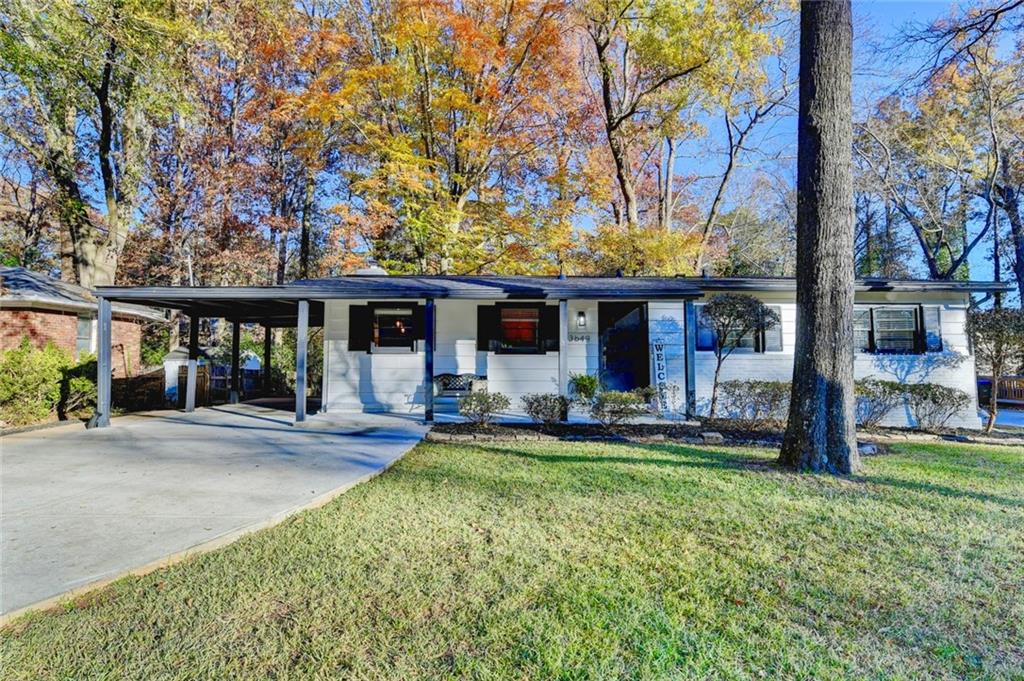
top-left (177, 365), bottom-right (211, 408)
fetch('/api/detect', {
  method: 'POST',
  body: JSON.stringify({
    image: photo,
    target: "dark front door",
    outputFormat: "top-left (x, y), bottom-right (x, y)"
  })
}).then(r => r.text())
top-left (599, 302), bottom-right (649, 392)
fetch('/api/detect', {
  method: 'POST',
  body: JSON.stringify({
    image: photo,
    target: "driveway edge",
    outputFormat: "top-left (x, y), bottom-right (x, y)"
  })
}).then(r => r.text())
top-left (0, 438), bottom-right (420, 627)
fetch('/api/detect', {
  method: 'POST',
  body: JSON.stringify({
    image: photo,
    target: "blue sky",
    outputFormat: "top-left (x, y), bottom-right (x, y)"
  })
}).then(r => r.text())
top-left (675, 1), bottom-right (1007, 283)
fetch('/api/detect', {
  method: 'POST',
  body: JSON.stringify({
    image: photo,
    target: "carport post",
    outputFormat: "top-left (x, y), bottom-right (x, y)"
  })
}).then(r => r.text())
top-left (96, 296), bottom-right (112, 427)
top-left (423, 297), bottom-right (435, 422)
top-left (558, 299), bottom-right (569, 398)
top-left (295, 300), bottom-right (308, 423)
top-left (229, 320), bottom-right (241, 404)
top-left (186, 315), bottom-right (199, 412)
top-left (262, 323), bottom-right (272, 395)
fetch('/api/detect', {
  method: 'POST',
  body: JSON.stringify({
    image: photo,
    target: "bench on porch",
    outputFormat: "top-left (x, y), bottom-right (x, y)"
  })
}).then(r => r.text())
top-left (433, 373), bottom-right (487, 398)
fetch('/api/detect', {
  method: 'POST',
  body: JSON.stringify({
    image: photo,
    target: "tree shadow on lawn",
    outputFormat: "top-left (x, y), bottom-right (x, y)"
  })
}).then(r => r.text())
top-left (465, 442), bottom-right (1024, 509)
top-left (468, 441), bottom-right (780, 473)
top-left (863, 474), bottom-right (1024, 510)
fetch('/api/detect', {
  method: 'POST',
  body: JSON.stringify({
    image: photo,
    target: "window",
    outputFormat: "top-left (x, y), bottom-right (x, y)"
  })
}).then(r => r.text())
top-left (76, 314), bottom-right (95, 358)
top-left (372, 306), bottom-right (416, 350)
top-left (873, 308), bottom-right (916, 352)
top-left (853, 305), bottom-right (942, 354)
top-left (695, 305), bottom-right (782, 353)
top-left (499, 306), bottom-right (541, 352)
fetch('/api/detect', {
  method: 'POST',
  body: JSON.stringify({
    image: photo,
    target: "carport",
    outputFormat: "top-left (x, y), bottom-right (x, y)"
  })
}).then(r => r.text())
top-left (94, 288), bottom-right (326, 425)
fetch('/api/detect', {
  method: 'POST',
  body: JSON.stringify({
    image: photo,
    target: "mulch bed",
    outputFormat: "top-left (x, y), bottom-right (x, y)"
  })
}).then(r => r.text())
top-left (429, 419), bottom-right (1024, 448)
top-left (430, 420), bottom-right (782, 446)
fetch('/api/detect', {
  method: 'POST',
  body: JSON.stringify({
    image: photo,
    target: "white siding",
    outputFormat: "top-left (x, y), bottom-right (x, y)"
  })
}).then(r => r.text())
top-left (322, 300), bottom-right (425, 413)
top-left (322, 298), bottom-right (565, 414)
top-left (694, 294), bottom-right (980, 429)
top-left (321, 290), bottom-right (981, 428)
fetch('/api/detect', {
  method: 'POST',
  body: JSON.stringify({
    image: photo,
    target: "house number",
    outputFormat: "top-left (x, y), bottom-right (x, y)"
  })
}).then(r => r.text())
top-left (568, 333), bottom-right (591, 343)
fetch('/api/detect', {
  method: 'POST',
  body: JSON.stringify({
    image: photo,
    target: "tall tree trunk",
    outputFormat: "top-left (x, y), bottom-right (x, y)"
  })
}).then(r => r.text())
top-left (779, 0), bottom-right (859, 474)
top-left (997, 153), bottom-right (1024, 304)
top-left (593, 35), bottom-right (639, 231)
top-left (660, 137), bottom-right (676, 230)
top-left (299, 171), bottom-right (315, 279)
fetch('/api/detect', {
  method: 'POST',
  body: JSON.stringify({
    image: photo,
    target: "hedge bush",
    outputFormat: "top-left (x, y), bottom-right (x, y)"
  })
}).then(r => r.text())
top-left (854, 379), bottom-right (904, 428)
top-left (0, 339), bottom-right (104, 427)
top-left (0, 339), bottom-right (71, 426)
top-left (520, 393), bottom-right (569, 425)
top-left (590, 390), bottom-right (647, 426)
top-left (458, 391), bottom-right (511, 425)
top-left (59, 356), bottom-right (98, 420)
top-left (905, 383), bottom-right (971, 429)
top-left (568, 373), bottom-right (600, 406)
top-left (718, 380), bottom-right (790, 429)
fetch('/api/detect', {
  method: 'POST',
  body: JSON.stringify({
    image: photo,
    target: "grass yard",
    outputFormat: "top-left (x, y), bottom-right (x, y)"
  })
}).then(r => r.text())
top-left (3, 440), bottom-right (1023, 680)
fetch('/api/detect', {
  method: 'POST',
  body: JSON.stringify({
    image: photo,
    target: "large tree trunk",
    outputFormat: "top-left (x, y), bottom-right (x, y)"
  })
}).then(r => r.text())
top-left (997, 153), bottom-right (1024, 304)
top-left (779, 0), bottom-right (859, 474)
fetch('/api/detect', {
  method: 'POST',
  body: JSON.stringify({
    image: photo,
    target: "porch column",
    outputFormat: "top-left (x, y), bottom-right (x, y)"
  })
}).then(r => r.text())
top-left (295, 300), bottom-right (309, 423)
top-left (423, 297), bottom-right (435, 422)
top-left (684, 300), bottom-right (697, 419)
top-left (229, 320), bottom-right (241, 404)
top-left (185, 314), bottom-right (200, 412)
top-left (96, 296), bottom-right (112, 427)
top-left (262, 323), bottom-right (272, 395)
top-left (558, 299), bottom-right (569, 398)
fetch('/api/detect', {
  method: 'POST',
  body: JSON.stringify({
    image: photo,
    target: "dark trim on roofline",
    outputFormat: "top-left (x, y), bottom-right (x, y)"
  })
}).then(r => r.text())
top-left (95, 275), bottom-right (1009, 309)
top-left (680, 276), bottom-right (1011, 293)
top-left (95, 285), bottom-right (704, 302)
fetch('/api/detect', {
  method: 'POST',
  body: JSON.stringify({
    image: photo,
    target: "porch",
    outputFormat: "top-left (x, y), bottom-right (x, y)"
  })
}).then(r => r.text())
top-left (95, 276), bottom-right (704, 425)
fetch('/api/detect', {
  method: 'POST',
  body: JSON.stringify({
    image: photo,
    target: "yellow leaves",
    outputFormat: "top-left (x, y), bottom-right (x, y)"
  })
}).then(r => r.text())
top-left (574, 223), bottom-right (701, 276)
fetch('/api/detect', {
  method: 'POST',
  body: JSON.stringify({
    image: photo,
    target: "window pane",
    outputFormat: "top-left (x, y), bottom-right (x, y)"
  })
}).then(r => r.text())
top-left (922, 306), bottom-right (942, 352)
top-left (373, 308), bottom-right (415, 348)
top-left (873, 308), bottom-right (916, 352)
top-left (695, 307), bottom-right (715, 351)
top-left (763, 307), bottom-right (782, 352)
top-left (726, 327), bottom-right (755, 350)
top-left (853, 308), bottom-right (871, 352)
top-left (499, 307), bottom-right (540, 351)
top-left (76, 315), bottom-right (94, 356)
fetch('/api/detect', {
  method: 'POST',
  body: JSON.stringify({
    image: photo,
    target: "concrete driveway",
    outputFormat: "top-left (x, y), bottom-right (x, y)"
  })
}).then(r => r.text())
top-left (1, 403), bottom-right (426, 616)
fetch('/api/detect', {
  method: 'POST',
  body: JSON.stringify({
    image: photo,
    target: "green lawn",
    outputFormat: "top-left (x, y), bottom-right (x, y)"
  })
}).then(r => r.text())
top-left (3, 440), bottom-right (1023, 680)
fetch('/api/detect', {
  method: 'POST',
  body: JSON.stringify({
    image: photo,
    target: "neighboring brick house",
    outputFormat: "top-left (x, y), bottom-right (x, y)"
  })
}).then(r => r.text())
top-left (1, 267), bottom-right (165, 377)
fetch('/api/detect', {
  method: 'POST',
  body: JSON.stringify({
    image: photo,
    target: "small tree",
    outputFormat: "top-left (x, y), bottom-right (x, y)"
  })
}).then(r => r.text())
top-left (701, 294), bottom-right (781, 417)
top-left (967, 308), bottom-right (1024, 433)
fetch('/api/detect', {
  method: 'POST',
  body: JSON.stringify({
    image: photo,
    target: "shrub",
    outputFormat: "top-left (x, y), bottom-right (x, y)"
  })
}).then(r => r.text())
top-left (718, 380), bottom-right (790, 429)
top-left (904, 383), bottom-right (971, 429)
top-left (701, 294), bottom-right (781, 417)
top-left (520, 393), bottom-right (569, 425)
top-left (458, 391), bottom-right (510, 425)
top-left (0, 338), bottom-right (71, 426)
top-left (854, 379), bottom-right (904, 428)
top-left (568, 372), bottom-right (600, 406)
top-left (59, 356), bottom-right (98, 419)
top-left (590, 390), bottom-right (647, 427)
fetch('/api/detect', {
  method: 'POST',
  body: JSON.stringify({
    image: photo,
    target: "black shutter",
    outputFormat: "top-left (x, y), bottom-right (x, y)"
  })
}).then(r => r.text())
top-left (411, 303), bottom-right (426, 345)
top-left (348, 305), bottom-right (372, 352)
top-left (541, 304), bottom-right (559, 352)
top-left (477, 305), bottom-right (498, 351)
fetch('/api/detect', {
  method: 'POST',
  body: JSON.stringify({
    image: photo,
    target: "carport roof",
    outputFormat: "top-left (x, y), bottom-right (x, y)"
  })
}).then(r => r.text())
top-left (94, 276), bottom-right (706, 324)
top-left (94, 274), bottom-right (1009, 325)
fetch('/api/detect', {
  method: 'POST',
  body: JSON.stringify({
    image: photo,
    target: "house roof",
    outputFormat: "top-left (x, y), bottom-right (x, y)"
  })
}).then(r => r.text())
top-left (682, 276), bottom-right (1012, 294)
top-left (0, 267), bottom-right (166, 322)
top-left (93, 274), bottom-right (1011, 326)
